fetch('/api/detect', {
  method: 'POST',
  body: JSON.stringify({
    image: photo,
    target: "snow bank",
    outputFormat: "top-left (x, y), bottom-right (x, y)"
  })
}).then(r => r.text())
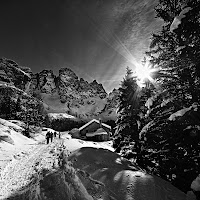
top-left (63, 137), bottom-right (114, 153)
top-left (170, 7), bottom-right (192, 32)
top-left (191, 175), bottom-right (200, 192)
top-left (0, 118), bottom-right (36, 169)
top-left (0, 118), bottom-right (35, 146)
top-left (48, 113), bottom-right (76, 120)
top-left (168, 103), bottom-right (198, 121)
top-left (8, 120), bottom-right (26, 128)
top-left (68, 147), bottom-right (186, 200)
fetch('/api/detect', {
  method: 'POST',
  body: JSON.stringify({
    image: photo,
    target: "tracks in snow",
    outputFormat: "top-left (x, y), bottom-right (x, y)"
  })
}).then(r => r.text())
top-left (0, 138), bottom-right (66, 199)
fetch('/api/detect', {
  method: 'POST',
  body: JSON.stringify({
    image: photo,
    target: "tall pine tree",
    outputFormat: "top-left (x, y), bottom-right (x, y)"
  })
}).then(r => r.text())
top-left (113, 67), bottom-right (143, 161)
top-left (142, 0), bottom-right (200, 193)
top-left (0, 88), bottom-right (16, 119)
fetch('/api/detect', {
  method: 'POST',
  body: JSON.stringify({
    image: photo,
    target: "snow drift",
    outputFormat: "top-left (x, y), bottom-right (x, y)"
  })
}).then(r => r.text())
top-left (67, 147), bottom-right (186, 200)
top-left (0, 118), bottom-right (36, 169)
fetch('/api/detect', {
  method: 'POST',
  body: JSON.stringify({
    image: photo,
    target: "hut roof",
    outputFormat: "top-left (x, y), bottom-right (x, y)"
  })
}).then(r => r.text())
top-left (79, 119), bottom-right (111, 131)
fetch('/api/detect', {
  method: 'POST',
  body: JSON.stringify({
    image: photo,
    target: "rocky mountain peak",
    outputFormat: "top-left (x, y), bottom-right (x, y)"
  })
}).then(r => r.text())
top-left (31, 69), bottom-right (56, 94)
top-left (89, 80), bottom-right (107, 98)
top-left (0, 58), bottom-right (31, 90)
top-left (39, 69), bottom-right (54, 77)
top-left (59, 68), bottom-right (78, 82)
top-left (109, 88), bottom-right (119, 97)
top-left (0, 58), bottom-right (118, 120)
top-left (78, 78), bottom-right (90, 91)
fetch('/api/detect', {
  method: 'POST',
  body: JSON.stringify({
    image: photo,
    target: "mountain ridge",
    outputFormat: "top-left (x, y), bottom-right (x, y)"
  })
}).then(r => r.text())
top-left (0, 58), bottom-right (119, 121)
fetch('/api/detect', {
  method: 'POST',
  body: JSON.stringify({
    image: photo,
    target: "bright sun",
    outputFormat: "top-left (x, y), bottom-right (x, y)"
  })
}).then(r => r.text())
top-left (136, 65), bottom-right (152, 81)
top-left (134, 62), bottom-right (156, 87)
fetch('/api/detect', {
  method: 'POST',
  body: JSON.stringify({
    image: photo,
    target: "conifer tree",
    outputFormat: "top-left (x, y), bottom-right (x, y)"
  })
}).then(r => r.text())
top-left (15, 97), bottom-right (22, 119)
top-left (113, 67), bottom-right (142, 159)
top-left (142, 0), bottom-right (200, 193)
top-left (19, 98), bottom-right (46, 137)
top-left (146, 0), bottom-right (200, 104)
top-left (0, 88), bottom-right (16, 119)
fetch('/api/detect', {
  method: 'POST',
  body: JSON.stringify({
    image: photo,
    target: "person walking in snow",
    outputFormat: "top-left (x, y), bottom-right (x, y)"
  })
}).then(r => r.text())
top-left (50, 131), bottom-right (53, 142)
top-left (46, 132), bottom-right (50, 144)
top-left (54, 131), bottom-right (57, 138)
top-left (58, 132), bottom-right (61, 139)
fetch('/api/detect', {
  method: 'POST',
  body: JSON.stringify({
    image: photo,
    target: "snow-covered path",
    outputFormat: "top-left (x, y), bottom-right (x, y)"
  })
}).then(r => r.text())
top-left (0, 138), bottom-right (66, 199)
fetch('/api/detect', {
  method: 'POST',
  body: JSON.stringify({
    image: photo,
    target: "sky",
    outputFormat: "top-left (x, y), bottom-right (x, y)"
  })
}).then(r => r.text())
top-left (0, 0), bottom-right (162, 92)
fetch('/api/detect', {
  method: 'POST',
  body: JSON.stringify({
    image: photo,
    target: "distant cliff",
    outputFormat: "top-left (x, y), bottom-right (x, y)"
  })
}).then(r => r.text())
top-left (0, 58), bottom-right (119, 121)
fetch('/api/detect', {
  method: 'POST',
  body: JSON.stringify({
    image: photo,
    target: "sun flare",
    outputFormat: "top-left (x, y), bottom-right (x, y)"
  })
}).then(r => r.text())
top-left (135, 65), bottom-right (153, 82)
top-left (134, 61), bottom-right (157, 87)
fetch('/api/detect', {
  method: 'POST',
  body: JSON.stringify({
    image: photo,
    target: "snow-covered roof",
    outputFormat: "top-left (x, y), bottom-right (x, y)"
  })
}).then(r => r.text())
top-left (79, 119), bottom-right (111, 131)
top-left (170, 7), bottom-right (192, 32)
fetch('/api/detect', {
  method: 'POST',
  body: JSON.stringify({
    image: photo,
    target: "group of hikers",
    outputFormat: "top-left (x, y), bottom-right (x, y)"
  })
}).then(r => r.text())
top-left (46, 131), bottom-right (61, 144)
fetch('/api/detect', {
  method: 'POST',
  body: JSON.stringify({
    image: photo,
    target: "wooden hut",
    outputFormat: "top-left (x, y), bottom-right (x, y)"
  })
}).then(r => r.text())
top-left (79, 119), bottom-right (111, 141)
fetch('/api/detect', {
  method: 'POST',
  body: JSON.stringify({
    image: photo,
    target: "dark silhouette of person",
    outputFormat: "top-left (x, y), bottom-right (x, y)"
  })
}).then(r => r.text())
top-left (50, 132), bottom-right (53, 142)
top-left (58, 132), bottom-right (61, 139)
top-left (54, 131), bottom-right (57, 137)
top-left (46, 132), bottom-right (50, 144)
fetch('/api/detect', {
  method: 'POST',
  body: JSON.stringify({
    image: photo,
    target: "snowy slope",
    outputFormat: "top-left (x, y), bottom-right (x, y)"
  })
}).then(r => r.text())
top-left (0, 118), bottom-right (36, 169)
top-left (68, 147), bottom-right (187, 200)
top-left (48, 113), bottom-right (76, 120)
top-left (41, 92), bottom-right (115, 120)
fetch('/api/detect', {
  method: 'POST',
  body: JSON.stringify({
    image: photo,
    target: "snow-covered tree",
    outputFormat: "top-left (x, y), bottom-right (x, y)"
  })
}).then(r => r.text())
top-left (146, 0), bottom-right (200, 104)
top-left (142, 0), bottom-right (200, 193)
top-left (18, 98), bottom-right (46, 137)
top-left (113, 67), bottom-right (142, 159)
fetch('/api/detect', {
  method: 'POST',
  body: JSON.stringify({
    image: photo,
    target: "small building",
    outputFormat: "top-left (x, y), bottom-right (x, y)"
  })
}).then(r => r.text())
top-left (78, 119), bottom-right (111, 140)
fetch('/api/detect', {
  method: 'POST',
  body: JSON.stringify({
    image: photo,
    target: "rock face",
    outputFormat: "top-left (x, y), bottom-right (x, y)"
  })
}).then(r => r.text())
top-left (0, 58), bottom-right (31, 90)
top-left (29, 67), bottom-right (118, 120)
top-left (0, 58), bottom-right (119, 120)
top-left (31, 67), bottom-right (107, 100)
top-left (107, 88), bottom-right (120, 110)
top-left (31, 70), bottom-right (57, 94)
top-left (97, 88), bottom-right (119, 120)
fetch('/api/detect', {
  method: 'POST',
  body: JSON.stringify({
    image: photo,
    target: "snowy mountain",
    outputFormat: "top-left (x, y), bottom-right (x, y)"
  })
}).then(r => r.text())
top-left (0, 58), bottom-right (119, 121)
